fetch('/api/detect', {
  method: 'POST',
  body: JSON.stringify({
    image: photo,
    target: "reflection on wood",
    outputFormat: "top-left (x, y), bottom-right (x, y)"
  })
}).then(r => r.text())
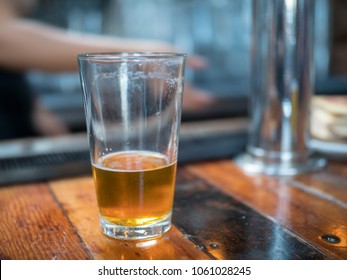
top-left (49, 177), bottom-right (210, 260)
top-left (173, 168), bottom-right (327, 260)
top-left (187, 160), bottom-right (347, 259)
top-left (294, 162), bottom-right (347, 204)
top-left (0, 158), bottom-right (346, 260)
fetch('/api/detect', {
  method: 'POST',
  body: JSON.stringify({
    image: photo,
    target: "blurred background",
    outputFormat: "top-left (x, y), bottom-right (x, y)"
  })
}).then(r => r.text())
top-left (1, 0), bottom-right (347, 184)
top-left (23, 0), bottom-right (342, 134)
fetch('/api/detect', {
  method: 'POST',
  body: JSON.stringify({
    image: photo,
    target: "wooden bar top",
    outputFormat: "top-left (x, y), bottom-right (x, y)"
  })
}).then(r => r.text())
top-left (0, 158), bottom-right (346, 260)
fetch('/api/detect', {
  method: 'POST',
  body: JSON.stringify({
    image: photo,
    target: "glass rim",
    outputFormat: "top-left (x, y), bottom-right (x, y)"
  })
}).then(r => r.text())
top-left (77, 52), bottom-right (187, 61)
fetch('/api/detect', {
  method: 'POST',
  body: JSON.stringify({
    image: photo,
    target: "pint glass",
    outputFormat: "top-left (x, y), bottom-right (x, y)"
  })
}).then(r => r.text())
top-left (236, 0), bottom-right (325, 176)
top-left (78, 53), bottom-right (186, 240)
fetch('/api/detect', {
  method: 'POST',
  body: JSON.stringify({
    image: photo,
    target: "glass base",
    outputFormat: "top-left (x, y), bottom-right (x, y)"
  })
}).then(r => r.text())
top-left (99, 213), bottom-right (172, 240)
top-left (234, 153), bottom-right (326, 176)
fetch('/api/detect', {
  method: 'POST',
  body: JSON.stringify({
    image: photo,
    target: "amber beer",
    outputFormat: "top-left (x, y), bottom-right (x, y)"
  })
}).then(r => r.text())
top-left (92, 151), bottom-right (177, 227)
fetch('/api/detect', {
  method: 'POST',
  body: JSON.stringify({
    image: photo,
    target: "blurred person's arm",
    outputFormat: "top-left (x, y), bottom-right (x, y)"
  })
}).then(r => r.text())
top-left (0, 18), bottom-right (212, 113)
top-left (31, 100), bottom-right (69, 136)
top-left (0, 19), bottom-right (178, 72)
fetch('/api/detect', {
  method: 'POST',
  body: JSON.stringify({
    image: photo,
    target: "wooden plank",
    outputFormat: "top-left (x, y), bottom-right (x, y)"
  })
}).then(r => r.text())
top-left (187, 160), bottom-right (347, 259)
top-left (172, 168), bottom-right (328, 260)
top-left (49, 176), bottom-right (210, 260)
top-left (293, 161), bottom-right (347, 204)
top-left (0, 183), bottom-right (90, 260)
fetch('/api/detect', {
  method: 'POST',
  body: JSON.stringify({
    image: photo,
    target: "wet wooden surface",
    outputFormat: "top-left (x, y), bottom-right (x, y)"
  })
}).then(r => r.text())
top-left (0, 158), bottom-right (346, 260)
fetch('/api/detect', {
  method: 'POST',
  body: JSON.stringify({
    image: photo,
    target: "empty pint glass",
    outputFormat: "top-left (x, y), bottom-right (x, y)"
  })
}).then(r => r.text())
top-left (78, 53), bottom-right (186, 240)
top-left (236, 0), bottom-right (325, 176)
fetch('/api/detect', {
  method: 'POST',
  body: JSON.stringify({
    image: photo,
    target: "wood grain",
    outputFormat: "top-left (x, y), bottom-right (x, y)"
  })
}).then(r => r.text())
top-left (294, 161), bottom-right (347, 205)
top-left (49, 176), bottom-right (210, 260)
top-left (173, 168), bottom-right (327, 260)
top-left (187, 160), bottom-right (347, 259)
top-left (0, 183), bottom-right (90, 260)
top-left (1, 157), bottom-right (346, 260)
